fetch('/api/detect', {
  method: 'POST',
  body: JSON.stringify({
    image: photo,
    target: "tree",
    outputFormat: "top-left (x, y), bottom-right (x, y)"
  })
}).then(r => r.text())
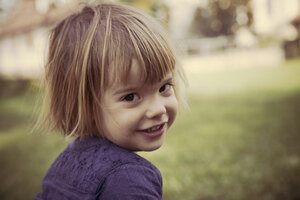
top-left (189, 0), bottom-right (253, 37)
top-left (119, 0), bottom-right (170, 28)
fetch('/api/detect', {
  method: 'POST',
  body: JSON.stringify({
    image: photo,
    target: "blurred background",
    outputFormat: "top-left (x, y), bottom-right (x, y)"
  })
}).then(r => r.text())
top-left (0, 0), bottom-right (300, 199)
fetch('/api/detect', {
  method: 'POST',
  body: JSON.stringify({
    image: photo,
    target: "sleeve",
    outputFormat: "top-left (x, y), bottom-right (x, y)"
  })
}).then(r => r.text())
top-left (98, 164), bottom-right (163, 200)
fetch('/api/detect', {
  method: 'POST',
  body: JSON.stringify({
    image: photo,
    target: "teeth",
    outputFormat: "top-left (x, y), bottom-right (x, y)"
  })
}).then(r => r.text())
top-left (146, 125), bottom-right (161, 133)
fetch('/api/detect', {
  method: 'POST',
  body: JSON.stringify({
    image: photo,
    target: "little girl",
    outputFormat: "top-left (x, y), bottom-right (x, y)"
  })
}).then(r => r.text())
top-left (36, 2), bottom-right (185, 200)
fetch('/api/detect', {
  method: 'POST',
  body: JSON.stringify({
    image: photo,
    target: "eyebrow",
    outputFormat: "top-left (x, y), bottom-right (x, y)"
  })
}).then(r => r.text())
top-left (113, 87), bottom-right (139, 96)
top-left (164, 77), bottom-right (173, 84)
top-left (113, 76), bottom-right (173, 96)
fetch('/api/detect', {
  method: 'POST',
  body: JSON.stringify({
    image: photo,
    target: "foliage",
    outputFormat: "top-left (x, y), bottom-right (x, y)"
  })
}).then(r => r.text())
top-left (189, 0), bottom-right (253, 37)
top-left (0, 77), bottom-right (31, 98)
top-left (119, 0), bottom-right (168, 16)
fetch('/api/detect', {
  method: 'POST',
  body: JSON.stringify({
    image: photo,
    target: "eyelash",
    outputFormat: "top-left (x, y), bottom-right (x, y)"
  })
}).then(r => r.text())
top-left (122, 93), bottom-right (140, 102)
top-left (159, 83), bottom-right (174, 93)
top-left (121, 82), bottom-right (174, 102)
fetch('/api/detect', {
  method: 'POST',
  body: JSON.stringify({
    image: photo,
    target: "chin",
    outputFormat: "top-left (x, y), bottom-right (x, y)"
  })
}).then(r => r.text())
top-left (128, 134), bottom-right (166, 152)
top-left (143, 145), bottom-right (162, 152)
top-left (142, 140), bottom-right (164, 152)
top-left (124, 143), bottom-right (162, 152)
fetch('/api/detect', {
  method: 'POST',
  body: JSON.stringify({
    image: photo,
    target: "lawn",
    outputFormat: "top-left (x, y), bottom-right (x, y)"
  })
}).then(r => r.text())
top-left (1, 58), bottom-right (300, 200)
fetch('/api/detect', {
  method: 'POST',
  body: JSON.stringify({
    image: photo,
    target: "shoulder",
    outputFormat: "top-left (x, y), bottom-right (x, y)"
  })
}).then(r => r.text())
top-left (83, 138), bottom-right (163, 199)
top-left (98, 163), bottom-right (162, 200)
top-left (91, 138), bottom-right (163, 189)
top-left (69, 137), bottom-right (160, 180)
top-left (37, 137), bottom-right (162, 199)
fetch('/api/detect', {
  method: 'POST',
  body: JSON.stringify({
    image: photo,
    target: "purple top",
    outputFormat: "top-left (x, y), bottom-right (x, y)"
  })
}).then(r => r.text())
top-left (35, 137), bottom-right (163, 200)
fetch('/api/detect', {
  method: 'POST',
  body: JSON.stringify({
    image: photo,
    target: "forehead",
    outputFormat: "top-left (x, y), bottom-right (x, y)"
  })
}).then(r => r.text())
top-left (124, 59), bottom-right (144, 84)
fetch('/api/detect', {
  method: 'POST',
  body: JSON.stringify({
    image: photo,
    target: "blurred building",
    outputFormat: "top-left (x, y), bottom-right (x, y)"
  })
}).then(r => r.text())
top-left (252, 0), bottom-right (300, 36)
top-left (0, 0), bottom-right (79, 78)
top-left (251, 0), bottom-right (300, 59)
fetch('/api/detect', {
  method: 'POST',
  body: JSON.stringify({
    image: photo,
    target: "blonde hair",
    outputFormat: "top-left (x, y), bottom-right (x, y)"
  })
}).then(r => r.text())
top-left (39, 3), bottom-right (186, 138)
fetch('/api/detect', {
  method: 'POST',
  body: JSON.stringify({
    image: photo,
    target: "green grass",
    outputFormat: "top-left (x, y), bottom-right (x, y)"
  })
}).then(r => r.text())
top-left (1, 59), bottom-right (300, 200)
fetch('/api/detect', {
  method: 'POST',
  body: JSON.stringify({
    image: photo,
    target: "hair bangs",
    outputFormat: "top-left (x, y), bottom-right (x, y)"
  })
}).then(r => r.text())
top-left (104, 15), bottom-right (176, 87)
top-left (129, 20), bottom-right (175, 84)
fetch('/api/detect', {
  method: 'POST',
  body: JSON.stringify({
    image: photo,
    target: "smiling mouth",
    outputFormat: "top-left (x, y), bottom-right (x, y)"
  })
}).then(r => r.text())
top-left (137, 123), bottom-right (166, 138)
top-left (144, 124), bottom-right (164, 133)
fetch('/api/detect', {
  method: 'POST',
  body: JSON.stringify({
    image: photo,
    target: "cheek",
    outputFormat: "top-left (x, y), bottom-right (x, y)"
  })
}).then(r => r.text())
top-left (167, 97), bottom-right (178, 127)
top-left (104, 108), bottom-right (140, 131)
top-left (100, 110), bottom-right (114, 135)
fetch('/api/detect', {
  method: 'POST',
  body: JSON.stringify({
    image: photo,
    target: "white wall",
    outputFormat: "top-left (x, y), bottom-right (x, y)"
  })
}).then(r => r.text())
top-left (252, 0), bottom-right (300, 35)
top-left (0, 28), bottom-right (48, 78)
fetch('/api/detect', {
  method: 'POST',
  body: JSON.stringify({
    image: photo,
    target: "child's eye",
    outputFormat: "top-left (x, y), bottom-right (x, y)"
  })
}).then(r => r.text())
top-left (159, 83), bottom-right (173, 93)
top-left (122, 93), bottom-right (140, 102)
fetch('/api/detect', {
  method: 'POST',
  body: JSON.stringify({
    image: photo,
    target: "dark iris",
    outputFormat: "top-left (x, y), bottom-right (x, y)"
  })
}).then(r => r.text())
top-left (159, 85), bottom-right (166, 93)
top-left (124, 94), bottom-right (135, 101)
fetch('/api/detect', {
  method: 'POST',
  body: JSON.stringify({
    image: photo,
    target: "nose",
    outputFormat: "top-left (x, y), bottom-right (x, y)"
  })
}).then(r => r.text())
top-left (145, 98), bottom-right (167, 119)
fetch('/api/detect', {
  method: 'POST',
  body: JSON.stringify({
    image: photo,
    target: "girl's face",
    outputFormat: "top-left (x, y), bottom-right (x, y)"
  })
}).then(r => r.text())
top-left (100, 59), bottom-right (178, 151)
